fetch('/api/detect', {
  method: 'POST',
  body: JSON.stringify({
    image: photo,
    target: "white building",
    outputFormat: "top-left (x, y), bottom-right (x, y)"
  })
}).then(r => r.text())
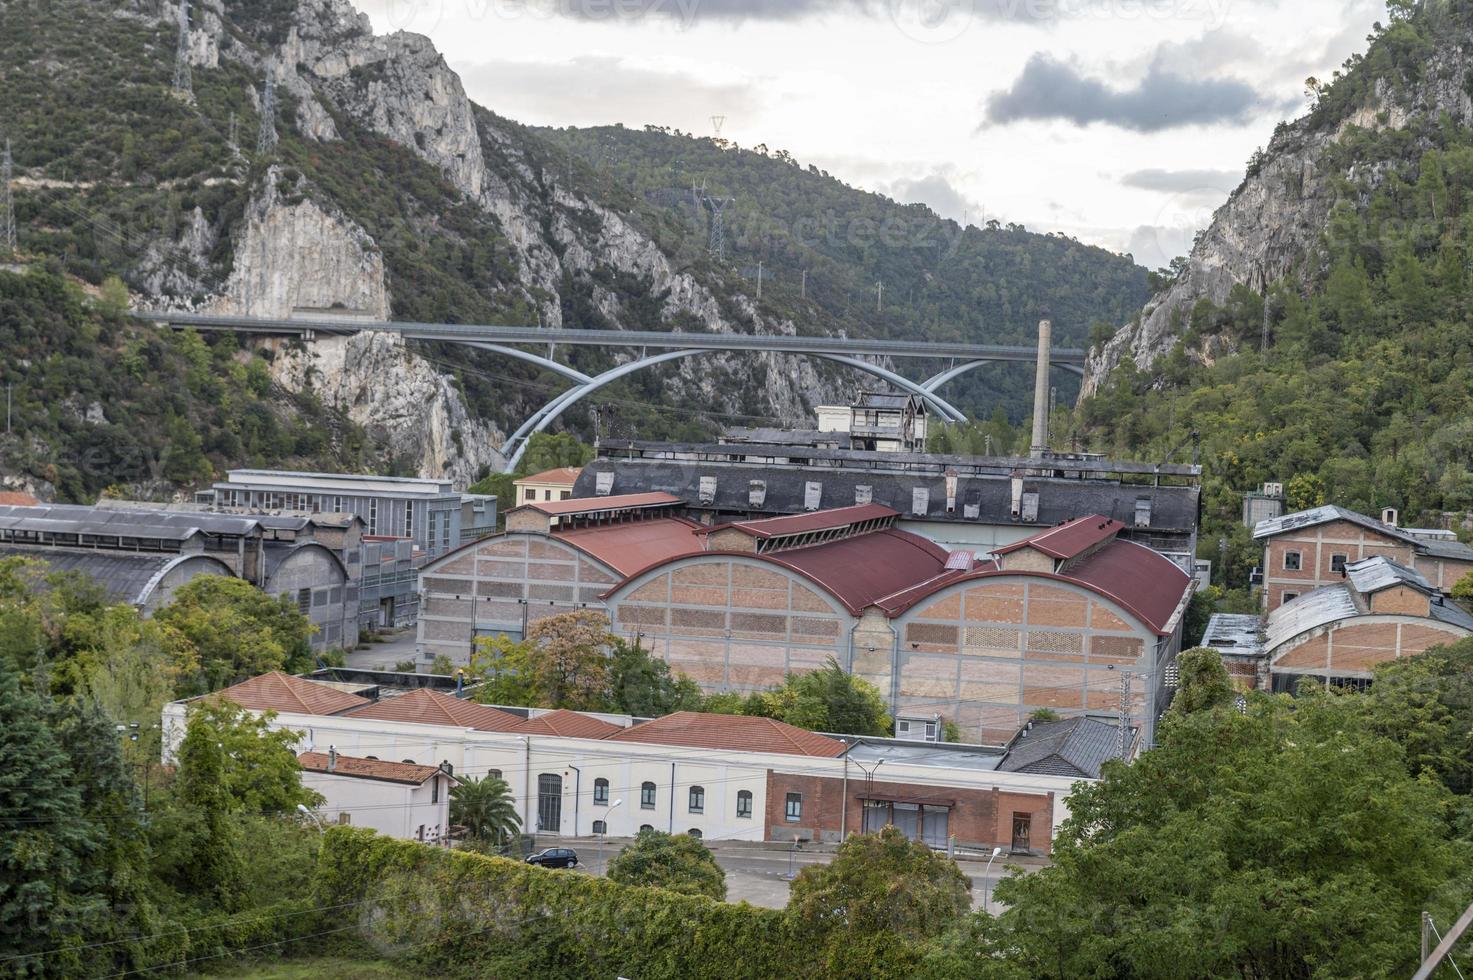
top-left (164, 672), bottom-right (1089, 854)
top-left (298, 749), bottom-right (457, 841)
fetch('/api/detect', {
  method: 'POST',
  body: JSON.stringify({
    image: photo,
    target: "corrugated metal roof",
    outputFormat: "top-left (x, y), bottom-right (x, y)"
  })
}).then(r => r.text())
top-left (1201, 613), bottom-right (1264, 657)
top-left (346, 688), bottom-right (525, 731)
top-left (1254, 505), bottom-right (1473, 561)
top-left (299, 752), bottom-right (447, 785)
top-left (767, 529), bottom-right (951, 614)
top-left (607, 711), bottom-right (847, 757)
top-left (515, 492), bottom-right (683, 517)
top-left (222, 469), bottom-right (455, 495)
top-left (998, 716), bottom-right (1130, 778)
top-left (0, 503), bottom-right (259, 538)
top-left (553, 518), bottom-right (703, 577)
top-left (0, 546), bottom-right (230, 606)
top-left (1345, 556), bottom-right (1432, 595)
top-left (1263, 585), bottom-right (1361, 651)
top-left (709, 503), bottom-right (898, 539)
top-left (994, 515), bottom-right (1121, 560)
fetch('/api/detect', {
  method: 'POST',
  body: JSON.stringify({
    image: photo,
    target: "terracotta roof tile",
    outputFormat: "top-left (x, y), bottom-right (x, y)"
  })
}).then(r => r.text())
top-left (298, 752), bottom-right (448, 785)
top-left (553, 518), bottom-right (703, 577)
top-left (0, 492), bottom-right (39, 506)
top-left (706, 503), bottom-right (899, 539)
top-left (768, 529), bottom-right (950, 614)
top-left (606, 711), bottom-right (847, 757)
top-left (517, 466), bottom-right (584, 485)
top-left (345, 688), bottom-right (525, 731)
top-left (512, 709), bottom-right (625, 739)
top-left (209, 671), bottom-right (370, 716)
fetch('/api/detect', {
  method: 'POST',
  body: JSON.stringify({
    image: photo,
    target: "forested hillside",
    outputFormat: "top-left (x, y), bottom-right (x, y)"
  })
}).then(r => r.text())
top-left (1073, 0), bottom-right (1473, 589)
top-left (0, 0), bottom-right (1149, 499)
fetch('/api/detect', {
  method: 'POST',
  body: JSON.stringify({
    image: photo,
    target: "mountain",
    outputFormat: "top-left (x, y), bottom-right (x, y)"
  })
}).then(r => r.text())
top-left (0, 0), bottom-right (1147, 498)
top-left (1072, 0), bottom-right (1473, 588)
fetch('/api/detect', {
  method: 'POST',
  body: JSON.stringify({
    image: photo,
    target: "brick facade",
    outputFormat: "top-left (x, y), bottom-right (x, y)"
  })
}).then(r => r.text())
top-left (1261, 520), bottom-right (1473, 611)
top-left (763, 769), bottom-right (1055, 854)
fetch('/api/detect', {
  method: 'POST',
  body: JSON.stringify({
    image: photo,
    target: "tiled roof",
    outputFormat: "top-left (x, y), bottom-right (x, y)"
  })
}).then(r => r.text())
top-left (998, 716), bottom-right (1130, 778)
top-left (513, 492), bottom-right (682, 517)
top-left (553, 518), bottom-right (703, 577)
top-left (0, 492), bottom-right (39, 505)
top-left (994, 515), bottom-right (1121, 560)
top-left (517, 466), bottom-right (584, 485)
top-left (345, 688), bottom-right (525, 731)
top-left (208, 671), bottom-right (371, 716)
top-left (709, 504), bottom-right (899, 539)
top-left (512, 709), bottom-right (625, 739)
top-left (606, 711), bottom-right (848, 757)
top-left (298, 752), bottom-right (447, 785)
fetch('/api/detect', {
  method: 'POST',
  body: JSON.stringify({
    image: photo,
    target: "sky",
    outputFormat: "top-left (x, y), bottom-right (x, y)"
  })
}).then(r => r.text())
top-left (353, 0), bottom-right (1389, 271)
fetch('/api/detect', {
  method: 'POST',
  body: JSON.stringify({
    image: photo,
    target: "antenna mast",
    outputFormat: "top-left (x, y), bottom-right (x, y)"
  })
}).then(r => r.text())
top-left (0, 138), bottom-right (15, 256)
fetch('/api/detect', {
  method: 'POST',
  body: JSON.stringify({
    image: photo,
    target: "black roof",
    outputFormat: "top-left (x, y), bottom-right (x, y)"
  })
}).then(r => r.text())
top-left (997, 716), bottom-right (1131, 779)
top-left (575, 454), bottom-right (1199, 538)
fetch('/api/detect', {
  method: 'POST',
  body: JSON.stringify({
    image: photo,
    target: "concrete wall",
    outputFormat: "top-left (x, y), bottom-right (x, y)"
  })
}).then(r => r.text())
top-left (300, 770), bottom-right (452, 840)
top-left (265, 545), bottom-right (356, 650)
top-left (140, 557), bottom-right (238, 615)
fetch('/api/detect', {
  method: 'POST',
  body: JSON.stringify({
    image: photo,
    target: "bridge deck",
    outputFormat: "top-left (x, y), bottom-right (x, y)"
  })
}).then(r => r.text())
top-left (130, 312), bottom-right (1087, 364)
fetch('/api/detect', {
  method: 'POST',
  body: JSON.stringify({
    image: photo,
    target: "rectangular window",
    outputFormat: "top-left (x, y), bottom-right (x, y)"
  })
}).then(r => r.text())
top-left (405, 504), bottom-right (413, 539)
top-left (296, 588), bottom-right (311, 614)
top-left (369, 498), bottom-right (378, 534)
top-left (1283, 591), bottom-right (1300, 603)
top-left (432, 777), bottom-right (439, 804)
top-left (689, 786), bottom-right (705, 814)
top-left (1330, 553), bottom-right (1348, 573)
top-left (736, 791), bottom-right (752, 819)
top-left (785, 792), bottom-right (802, 822)
top-left (1283, 550), bottom-right (1302, 571)
top-left (641, 782), bottom-right (656, 809)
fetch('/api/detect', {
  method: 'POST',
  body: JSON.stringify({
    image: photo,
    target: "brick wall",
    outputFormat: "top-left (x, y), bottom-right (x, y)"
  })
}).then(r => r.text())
top-left (763, 769), bottom-right (1055, 854)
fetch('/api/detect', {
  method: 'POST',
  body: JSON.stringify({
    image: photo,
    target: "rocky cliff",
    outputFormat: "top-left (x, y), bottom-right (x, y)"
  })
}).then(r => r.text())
top-left (1083, 5), bottom-right (1473, 396)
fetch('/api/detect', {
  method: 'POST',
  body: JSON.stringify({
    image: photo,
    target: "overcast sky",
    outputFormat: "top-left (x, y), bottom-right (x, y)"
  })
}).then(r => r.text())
top-left (354, 0), bottom-right (1388, 271)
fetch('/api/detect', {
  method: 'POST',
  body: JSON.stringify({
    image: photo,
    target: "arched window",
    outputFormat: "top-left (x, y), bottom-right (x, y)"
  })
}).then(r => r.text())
top-left (592, 820), bottom-right (607, 835)
top-left (639, 824), bottom-right (654, 833)
top-left (640, 781), bottom-right (656, 809)
top-left (594, 778), bottom-right (609, 804)
top-left (688, 828), bottom-right (702, 839)
top-left (736, 790), bottom-right (753, 818)
top-left (488, 769), bottom-right (502, 781)
top-left (688, 785), bottom-right (705, 814)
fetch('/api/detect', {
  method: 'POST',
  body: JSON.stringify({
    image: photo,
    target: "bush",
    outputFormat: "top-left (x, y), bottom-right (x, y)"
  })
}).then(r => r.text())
top-left (606, 829), bottom-right (726, 900)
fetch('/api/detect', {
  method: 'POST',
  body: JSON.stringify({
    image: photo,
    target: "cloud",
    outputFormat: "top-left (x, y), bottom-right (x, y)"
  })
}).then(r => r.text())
top-left (457, 55), bottom-right (764, 129)
top-left (983, 53), bottom-right (1267, 132)
top-left (1120, 167), bottom-right (1241, 194)
top-left (883, 171), bottom-right (983, 224)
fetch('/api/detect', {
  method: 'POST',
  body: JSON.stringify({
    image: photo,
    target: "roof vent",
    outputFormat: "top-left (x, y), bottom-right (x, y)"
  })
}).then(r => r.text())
top-left (594, 472), bottom-right (614, 496)
top-left (1134, 498), bottom-right (1152, 528)
top-left (854, 485), bottom-right (873, 505)
top-left (1382, 507), bottom-right (1400, 527)
top-left (748, 480), bottom-right (766, 508)
top-left (1020, 490), bottom-right (1040, 523)
top-left (803, 481), bottom-right (822, 511)
top-left (698, 476), bottom-right (717, 505)
top-left (963, 503), bottom-right (980, 520)
top-left (911, 487), bottom-right (930, 516)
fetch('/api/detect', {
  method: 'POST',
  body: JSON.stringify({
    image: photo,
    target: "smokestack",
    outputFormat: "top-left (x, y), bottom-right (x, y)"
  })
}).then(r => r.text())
top-left (1030, 317), bottom-right (1052, 459)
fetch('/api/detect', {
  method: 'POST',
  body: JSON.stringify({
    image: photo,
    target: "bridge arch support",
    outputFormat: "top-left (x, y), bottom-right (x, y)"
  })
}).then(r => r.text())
top-left (922, 358), bottom-right (1085, 394)
top-left (501, 349), bottom-right (969, 471)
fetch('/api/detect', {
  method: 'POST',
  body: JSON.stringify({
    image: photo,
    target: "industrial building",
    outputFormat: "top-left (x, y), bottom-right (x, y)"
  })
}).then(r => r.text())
top-left (512, 467), bottom-right (583, 506)
top-left (0, 503), bottom-right (360, 650)
top-left (1253, 505), bottom-right (1473, 611)
top-left (164, 670), bottom-right (1086, 854)
top-left (417, 494), bottom-right (1193, 745)
top-left (1203, 555), bottom-right (1473, 691)
top-left (201, 469), bottom-right (496, 556)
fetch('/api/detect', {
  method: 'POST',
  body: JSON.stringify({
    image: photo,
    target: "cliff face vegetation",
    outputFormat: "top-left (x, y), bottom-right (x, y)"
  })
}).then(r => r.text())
top-left (1072, 0), bottom-right (1473, 591)
top-left (0, 0), bottom-right (1147, 497)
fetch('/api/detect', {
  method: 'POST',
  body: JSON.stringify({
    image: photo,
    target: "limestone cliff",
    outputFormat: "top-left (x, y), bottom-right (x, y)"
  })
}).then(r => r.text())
top-left (1083, 8), bottom-right (1473, 396)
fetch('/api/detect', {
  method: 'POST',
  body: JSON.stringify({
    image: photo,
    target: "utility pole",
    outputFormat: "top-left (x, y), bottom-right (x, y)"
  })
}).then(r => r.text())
top-left (257, 62), bottom-right (278, 155)
top-left (172, 0), bottom-right (193, 97)
top-left (0, 137), bottom-right (14, 256)
top-left (800, 268), bottom-right (807, 300)
top-left (701, 193), bottom-right (732, 259)
top-left (755, 260), bottom-right (762, 300)
top-left (1261, 290), bottom-right (1272, 353)
top-left (875, 280), bottom-right (884, 312)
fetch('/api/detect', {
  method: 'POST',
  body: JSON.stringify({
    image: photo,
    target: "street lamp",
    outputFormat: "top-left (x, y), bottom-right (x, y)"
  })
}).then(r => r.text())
top-left (297, 803), bottom-right (326, 833)
top-left (983, 846), bottom-right (1004, 912)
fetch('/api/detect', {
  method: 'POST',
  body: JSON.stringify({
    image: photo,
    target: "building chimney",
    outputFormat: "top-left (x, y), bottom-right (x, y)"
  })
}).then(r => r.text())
top-left (1030, 318), bottom-right (1052, 460)
top-left (327, 745), bottom-right (337, 772)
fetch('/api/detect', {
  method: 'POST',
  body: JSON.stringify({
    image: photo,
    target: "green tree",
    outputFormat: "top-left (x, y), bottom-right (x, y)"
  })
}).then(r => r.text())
top-left (1356, 637), bottom-right (1473, 797)
top-left (757, 657), bottom-right (891, 735)
top-left (1170, 647), bottom-right (1239, 715)
top-left (987, 693), bottom-right (1473, 978)
top-left (154, 577), bottom-right (315, 693)
top-left (1452, 570), bottom-right (1473, 604)
top-left (606, 829), bottom-right (727, 900)
top-left (524, 609), bottom-right (613, 710)
top-left (176, 699), bottom-right (321, 815)
top-left (788, 826), bottom-right (972, 976)
top-left (449, 774), bottom-right (522, 844)
top-left (469, 634), bottom-right (539, 707)
top-left (1284, 472), bottom-right (1327, 512)
top-left (606, 637), bottom-right (702, 716)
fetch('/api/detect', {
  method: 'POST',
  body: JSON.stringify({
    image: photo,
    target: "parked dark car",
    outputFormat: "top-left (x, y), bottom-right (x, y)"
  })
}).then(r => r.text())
top-left (525, 847), bottom-right (578, 869)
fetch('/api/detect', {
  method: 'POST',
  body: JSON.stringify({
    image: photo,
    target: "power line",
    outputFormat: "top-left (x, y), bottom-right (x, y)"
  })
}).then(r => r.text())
top-left (257, 61), bottom-right (278, 155)
top-left (0, 136), bottom-right (15, 255)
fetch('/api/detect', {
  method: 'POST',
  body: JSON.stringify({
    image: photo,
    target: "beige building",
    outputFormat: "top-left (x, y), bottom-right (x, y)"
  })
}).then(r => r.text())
top-left (512, 467), bottom-right (583, 507)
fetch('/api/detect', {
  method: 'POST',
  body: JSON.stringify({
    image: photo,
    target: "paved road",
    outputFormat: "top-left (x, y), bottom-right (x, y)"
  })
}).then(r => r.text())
top-left (565, 838), bottom-right (1033, 910)
top-left (344, 629), bottom-right (419, 671)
